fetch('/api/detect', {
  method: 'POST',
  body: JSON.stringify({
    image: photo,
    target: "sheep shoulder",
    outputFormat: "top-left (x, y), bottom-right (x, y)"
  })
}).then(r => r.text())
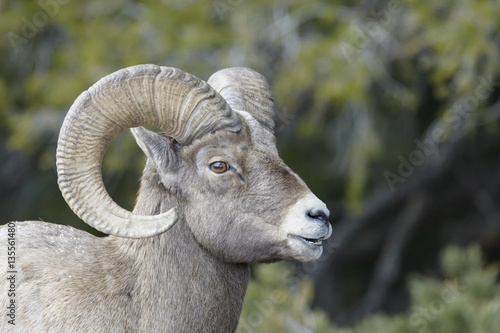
top-left (0, 222), bottom-right (137, 332)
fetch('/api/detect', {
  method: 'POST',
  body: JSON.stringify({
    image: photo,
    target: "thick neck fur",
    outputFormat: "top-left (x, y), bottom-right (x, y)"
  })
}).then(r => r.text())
top-left (109, 164), bottom-right (250, 332)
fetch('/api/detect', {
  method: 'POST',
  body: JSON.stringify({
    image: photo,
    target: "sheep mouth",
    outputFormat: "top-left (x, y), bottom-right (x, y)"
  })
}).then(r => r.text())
top-left (294, 236), bottom-right (323, 247)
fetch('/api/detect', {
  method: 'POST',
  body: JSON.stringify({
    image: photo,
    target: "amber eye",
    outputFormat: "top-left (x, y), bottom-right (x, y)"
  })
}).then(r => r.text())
top-left (209, 161), bottom-right (229, 174)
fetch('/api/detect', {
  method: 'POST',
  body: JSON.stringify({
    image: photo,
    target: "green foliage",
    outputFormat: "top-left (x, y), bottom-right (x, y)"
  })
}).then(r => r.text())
top-left (406, 244), bottom-right (500, 333)
top-left (2, 0), bottom-right (499, 221)
top-left (239, 244), bottom-right (500, 333)
top-left (237, 262), bottom-right (337, 333)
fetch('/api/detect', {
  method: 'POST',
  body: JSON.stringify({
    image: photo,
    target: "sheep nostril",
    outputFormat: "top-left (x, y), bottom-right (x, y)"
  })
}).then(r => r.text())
top-left (306, 209), bottom-right (330, 225)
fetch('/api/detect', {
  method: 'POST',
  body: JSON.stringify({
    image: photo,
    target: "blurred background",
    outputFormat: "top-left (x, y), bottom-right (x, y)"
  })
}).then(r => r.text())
top-left (1, 0), bottom-right (500, 332)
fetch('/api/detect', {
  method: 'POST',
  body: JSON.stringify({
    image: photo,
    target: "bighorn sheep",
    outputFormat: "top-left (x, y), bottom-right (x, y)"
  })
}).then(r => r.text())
top-left (0, 64), bottom-right (331, 332)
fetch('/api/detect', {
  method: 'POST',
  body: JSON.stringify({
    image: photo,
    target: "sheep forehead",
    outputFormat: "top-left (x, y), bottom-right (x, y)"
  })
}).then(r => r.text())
top-left (182, 129), bottom-right (250, 163)
top-left (183, 114), bottom-right (277, 165)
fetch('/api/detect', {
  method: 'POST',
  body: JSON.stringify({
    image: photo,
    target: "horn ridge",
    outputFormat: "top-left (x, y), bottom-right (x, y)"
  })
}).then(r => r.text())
top-left (56, 64), bottom-right (241, 238)
top-left (208, 67), bottom-right (276, 132)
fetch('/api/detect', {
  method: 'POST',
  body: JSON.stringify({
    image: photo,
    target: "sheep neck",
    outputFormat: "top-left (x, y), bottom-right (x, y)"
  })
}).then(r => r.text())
top-left (109, 174), bottom-right (250, 332)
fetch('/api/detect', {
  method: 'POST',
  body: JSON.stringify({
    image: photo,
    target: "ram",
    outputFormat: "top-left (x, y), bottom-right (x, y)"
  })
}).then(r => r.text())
top-left (0, 64), bottom-right (331, 332)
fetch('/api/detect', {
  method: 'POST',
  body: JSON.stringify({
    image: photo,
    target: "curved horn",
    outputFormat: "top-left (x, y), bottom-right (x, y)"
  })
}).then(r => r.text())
top-left (56, 64), bottom-right (241, 238)
top-left (208, 68), bottom-right (275, 133)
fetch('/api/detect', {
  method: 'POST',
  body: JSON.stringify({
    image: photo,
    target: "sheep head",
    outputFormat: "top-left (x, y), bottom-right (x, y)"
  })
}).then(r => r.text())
top-left (57, 65), bottom-right (331, 263)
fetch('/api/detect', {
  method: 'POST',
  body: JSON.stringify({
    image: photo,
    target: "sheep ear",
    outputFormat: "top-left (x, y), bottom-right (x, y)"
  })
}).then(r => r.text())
top-left (131, 127), bottom-right (181, 190)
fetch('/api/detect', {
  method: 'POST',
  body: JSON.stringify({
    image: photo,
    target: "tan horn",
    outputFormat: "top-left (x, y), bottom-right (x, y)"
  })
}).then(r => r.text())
top-left (208, 67), bottom-right (275, 133)
top-left (56, 64), bottom-right (241, 238)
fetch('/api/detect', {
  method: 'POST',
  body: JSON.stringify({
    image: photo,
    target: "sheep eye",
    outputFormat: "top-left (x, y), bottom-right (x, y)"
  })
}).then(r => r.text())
top-left (209, 161), bottom-right (229, 174)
